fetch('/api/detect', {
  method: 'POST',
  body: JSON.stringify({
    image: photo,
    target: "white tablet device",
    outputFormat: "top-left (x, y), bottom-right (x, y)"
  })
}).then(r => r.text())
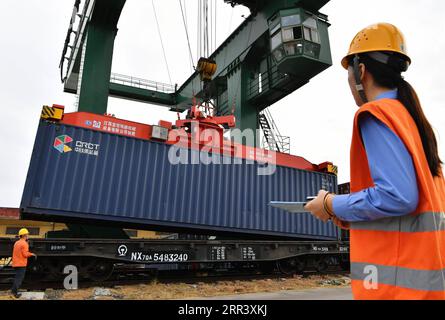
top-left (269, 197), bottom-right (316, 214)
top-left (269, 202), bottom-right (309, 214)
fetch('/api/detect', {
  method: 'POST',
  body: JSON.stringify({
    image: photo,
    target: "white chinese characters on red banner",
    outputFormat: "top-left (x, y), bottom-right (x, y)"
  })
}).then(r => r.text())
top-left (103, 121), bottom-right (137, 136)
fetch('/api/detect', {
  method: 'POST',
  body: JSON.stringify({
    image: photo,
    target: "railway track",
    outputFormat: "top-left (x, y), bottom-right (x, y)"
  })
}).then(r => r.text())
top-left (0, 262), bottom-right (349, 292)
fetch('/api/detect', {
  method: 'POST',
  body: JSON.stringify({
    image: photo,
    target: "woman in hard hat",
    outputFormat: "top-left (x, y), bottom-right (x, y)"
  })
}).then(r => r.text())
top-left (11, 228), bottom-right (36, 299)
top-left (306, 23), bottom-right (445, 300)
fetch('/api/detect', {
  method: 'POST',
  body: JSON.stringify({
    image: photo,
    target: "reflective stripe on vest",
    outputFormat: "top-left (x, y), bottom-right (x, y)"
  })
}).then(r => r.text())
top-left (351, 212), bottom-right (445, 233)
top-left (351, 262), bottom-right (445, 292)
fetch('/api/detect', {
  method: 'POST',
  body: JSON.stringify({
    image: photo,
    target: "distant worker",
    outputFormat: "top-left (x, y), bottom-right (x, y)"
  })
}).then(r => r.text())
top-left (306, 23), bottom-right (445, 300)
top-left (11, 228), bottom-right (36, 299)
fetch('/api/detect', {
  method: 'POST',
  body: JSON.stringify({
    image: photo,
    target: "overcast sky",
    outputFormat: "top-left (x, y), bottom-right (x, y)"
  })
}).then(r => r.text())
top-left (0, 0), bottom-right (444, 207)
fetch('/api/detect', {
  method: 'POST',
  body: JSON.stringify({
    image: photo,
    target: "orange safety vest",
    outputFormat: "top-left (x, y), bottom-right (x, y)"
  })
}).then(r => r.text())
top-left (349, 98), bottom-right (445, 300)
top-left (12, 238), bottom-right (33, 268)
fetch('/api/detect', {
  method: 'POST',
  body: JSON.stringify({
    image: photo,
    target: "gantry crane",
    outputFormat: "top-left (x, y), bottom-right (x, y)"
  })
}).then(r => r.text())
top-left (60, 0), bottom-right (332, 150)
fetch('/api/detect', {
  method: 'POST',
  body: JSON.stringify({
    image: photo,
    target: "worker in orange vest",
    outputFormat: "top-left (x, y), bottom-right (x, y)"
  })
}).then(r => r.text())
top-left (11, 228), bottom-right (36, 299)
top-left (306, 23), bottom-right (445, 300)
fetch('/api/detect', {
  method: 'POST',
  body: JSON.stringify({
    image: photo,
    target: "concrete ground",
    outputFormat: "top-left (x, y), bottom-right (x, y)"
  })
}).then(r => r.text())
top-left (0, 275), bottom-right (352, 300)
top-left (193, 287), bottom-right (353, 300)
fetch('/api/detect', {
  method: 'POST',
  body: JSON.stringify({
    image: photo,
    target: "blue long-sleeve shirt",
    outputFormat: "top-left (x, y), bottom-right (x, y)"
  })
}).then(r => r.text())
top-left (332, 90), bottom-right (419, 222)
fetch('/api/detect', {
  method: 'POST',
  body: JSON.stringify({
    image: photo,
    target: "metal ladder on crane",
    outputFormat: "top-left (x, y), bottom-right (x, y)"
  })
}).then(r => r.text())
top-left (259, 109), bottom-right (291, 154)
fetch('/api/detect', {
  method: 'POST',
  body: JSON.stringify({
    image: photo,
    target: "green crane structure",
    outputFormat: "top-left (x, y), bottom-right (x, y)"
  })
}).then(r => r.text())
top-left (60, 0), bottom-right (332, 147)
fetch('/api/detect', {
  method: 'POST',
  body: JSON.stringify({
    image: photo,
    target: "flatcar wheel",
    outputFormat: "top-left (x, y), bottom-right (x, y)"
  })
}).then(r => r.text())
top-left (48, 259), bottom-right (69, 280)
top-left (86, 260), bottom-right (114, 282)
top-left (28, 261), bottom-right (44, 275)
top-left (314, 258), bottom-right (329, 273)
top-left (294, 258), bottom-right (307, 274)
top-left (278, 258), bottom-right (306, 275)
top-left (27, 260), bottom-right (50, 280)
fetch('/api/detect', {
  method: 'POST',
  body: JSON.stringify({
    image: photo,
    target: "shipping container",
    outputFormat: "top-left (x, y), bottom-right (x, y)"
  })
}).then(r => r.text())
top-left (21, 121), bottom-right (339, 240)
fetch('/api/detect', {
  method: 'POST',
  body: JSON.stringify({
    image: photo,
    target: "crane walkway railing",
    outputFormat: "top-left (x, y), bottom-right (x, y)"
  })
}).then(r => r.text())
top-left (110, 73), bottom-right (176, 94)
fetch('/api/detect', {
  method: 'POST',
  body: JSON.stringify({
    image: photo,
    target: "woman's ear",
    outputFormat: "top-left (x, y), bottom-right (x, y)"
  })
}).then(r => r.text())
top-left (359, 63), bottom-right (366, 82)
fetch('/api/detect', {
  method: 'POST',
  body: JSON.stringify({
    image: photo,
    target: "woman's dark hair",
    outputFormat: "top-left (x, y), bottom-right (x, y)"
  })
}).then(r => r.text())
top-left (350, 53), bottom-right (443, 177)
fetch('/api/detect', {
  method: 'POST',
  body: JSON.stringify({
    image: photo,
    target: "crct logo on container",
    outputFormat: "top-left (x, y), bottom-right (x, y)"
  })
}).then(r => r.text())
top-left (53, 135), bottom-right (73, 154)
top-left (53, 135), bottom-right (100, 157)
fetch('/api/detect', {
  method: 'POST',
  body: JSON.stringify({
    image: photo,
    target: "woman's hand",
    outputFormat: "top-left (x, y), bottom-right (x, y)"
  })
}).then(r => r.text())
top-left (305, 190), bottom-right (351, 229)
top-left (332, 216), bottom-right (351, 230)
top-left (304, 190), bottom-right (332, 222)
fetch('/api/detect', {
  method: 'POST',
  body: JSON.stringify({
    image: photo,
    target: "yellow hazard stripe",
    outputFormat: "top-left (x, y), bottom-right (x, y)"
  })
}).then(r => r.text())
top-left (41, 106), bottom-right (62, 120)
top-left (327, 164), bottom-right (338, 176)
top-left (41, 106), bottom-right (53, 119)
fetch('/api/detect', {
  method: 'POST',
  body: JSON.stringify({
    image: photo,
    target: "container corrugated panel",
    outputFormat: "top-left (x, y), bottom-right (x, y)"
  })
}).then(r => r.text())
top-left (21, 121), bottom-right (339, 240)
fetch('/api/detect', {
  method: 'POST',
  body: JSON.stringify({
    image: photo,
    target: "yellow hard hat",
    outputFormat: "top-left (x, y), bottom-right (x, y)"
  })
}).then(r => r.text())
top-left (18, 228), bottom-right (30, 237)
top-left (341, 23), bottom-right (411, 69)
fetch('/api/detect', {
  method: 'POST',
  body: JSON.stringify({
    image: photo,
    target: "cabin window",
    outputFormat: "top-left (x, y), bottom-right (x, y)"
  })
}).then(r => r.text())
top-left (6, 227), bottom-right (40, 236)
top-left (282, 14), bottom-right (301, 27)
